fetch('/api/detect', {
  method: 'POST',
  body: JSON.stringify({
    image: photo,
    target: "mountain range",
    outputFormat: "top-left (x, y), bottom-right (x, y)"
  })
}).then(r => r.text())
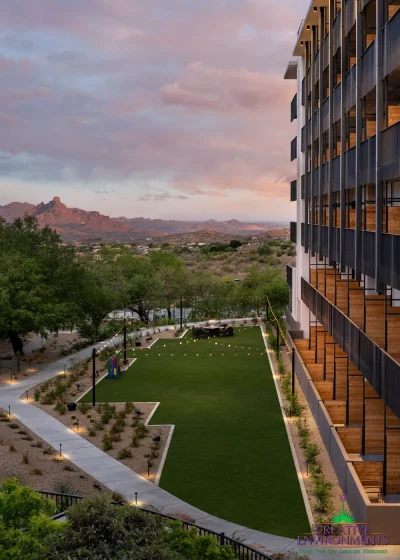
top-left (0, 197), bottom-right (288, 241)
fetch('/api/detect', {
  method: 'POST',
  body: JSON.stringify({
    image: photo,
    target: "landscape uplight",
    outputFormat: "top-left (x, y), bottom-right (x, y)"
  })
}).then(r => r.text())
top-left (59, 443), bottom-right (62, 457)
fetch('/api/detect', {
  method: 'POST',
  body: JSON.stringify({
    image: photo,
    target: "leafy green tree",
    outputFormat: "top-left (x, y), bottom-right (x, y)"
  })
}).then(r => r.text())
top-left (115, 255), bottom-right (162, 324)
top-left (229, 239), bottom-right (242, 249)
top-left (0, 217), bottom-right (80, 354)
top-left (257, 244), bottom-right (272, 256)
top-left (149, 252), bottom-right (190, 319)
top-left (0, 479), bottom-right (60, 560)
top-left (74, 262), bottom-right (121, 341)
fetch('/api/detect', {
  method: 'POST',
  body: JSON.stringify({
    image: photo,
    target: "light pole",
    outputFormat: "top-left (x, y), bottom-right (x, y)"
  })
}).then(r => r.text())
top-left (92, 348), bottom-right (97, 407)
top-left (180, 298), bottom-right (183, 330)
top-left (123, 319), bottom-right (127, 365)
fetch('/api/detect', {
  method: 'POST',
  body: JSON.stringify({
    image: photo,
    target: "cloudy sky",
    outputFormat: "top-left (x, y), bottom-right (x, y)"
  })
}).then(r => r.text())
top-left (0, 0), bottom-right (304, 221)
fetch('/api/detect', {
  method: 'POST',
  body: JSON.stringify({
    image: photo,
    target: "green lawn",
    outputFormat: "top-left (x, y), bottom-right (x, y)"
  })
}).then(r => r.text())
top-left (83, 327), bottom-right (309, 537)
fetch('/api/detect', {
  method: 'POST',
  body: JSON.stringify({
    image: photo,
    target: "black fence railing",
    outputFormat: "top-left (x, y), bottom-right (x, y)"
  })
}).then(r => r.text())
top-left (38, 490), bottom-right (83, 511)
top-left (37, 491), bottom-right (274, 560)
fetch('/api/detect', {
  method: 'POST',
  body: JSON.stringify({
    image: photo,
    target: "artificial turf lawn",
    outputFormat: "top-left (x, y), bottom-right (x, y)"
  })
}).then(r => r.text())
top-left (83, 326), bottom-right (309, 537)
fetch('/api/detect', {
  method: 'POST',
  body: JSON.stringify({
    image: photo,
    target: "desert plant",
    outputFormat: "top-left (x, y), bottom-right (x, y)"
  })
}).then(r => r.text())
top-left (9, 423), bottom-right (19, 429)
top-left (135, 422), bottom-right (148, 439)
top-left (117, 447), bottom-right (132, 460)
top-left (34, 388), bottom-right (41, 401)
top-left (54, 401), bottom-right (67, 415)
top-left (94, 421), bottom-right (104, 431)
top-left (305, 443), bottom-right (320, 466)
top-left (88, 426), bottom-right (97, 437)
top-left (53, 476), bottom-right (79, 497)
top-left (78, 402), bottom-right (91, 414)
top-left (63, 464), bottom-right (75, 472)
top-left (22, 451), bottom-right (30, 464)
top-left (102, 434), bottom-right (113, 451)
top-left (9, 444), bottom-right (16, 452)
top-left (31, 468), bottom-right (42, 475)
top-left (111, 492), bottom-right (125, 504)
top-left (131, 435), bottom-right (140, 448)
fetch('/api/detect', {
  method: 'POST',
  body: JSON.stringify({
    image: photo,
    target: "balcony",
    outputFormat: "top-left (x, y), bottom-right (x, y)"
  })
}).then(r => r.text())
top-left (290, 93), bottom-right (297, 122)
top-left (332, 10), bottom-right (341, 55)
top-left (383, 7), bottom-right (400, 78)
top-left (290, 221), bottom-right (297, 243)
top-left (290, 179), bottom-right (297, 202)
top-left (290, 137), bottom-right (297, 161)
top-left (361, 40), bottom-right (375, 98)
top-left (301, 277), bottom-right (400, 420)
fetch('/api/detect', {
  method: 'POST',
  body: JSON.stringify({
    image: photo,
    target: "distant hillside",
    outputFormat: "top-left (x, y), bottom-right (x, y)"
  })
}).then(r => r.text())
top-left (0, 201), bottom-right (35, 221)
top-left (0, 196), bottom-right (288, 241)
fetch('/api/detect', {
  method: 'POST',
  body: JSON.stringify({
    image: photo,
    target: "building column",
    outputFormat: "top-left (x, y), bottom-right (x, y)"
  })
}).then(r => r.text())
top-left (355, 0), bottom-right (362, 280)
top-left (375, 0), bottom-right (384, 292)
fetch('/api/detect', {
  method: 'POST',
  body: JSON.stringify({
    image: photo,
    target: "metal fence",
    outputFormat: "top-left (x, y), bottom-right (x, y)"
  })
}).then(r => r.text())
top-left (37, 491), bottom-right (274, 560)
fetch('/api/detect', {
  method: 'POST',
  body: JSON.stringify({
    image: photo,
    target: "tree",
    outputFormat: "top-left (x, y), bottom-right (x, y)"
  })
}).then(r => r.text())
top-left (229, 239), bottom-right (242, 249)
top-left (74, 262), bottom-right (121, 341)
top-left (115, 255), bottom-right (162, 324)
top-left (232, 265), bottom-right (288, 316)
top-left (149, 252), bottom-right (190, 319)
top-left (0, 217), bottom-right (80, 354)
top-left (257, 244), bottom-right (272, 256)
top-left (44, 495), bottom-right (235, 560)
top-left (0, 479), bottom-right (59, 560)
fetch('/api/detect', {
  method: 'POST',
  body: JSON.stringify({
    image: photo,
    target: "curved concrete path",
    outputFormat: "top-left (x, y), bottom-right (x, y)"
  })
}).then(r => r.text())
top-left (0, 323), bottom-right (295, 554)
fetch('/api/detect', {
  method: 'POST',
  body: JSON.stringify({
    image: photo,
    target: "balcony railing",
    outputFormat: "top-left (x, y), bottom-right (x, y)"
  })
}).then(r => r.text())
top-left (287, 264), bottom-right (293, 288)
top-left (344, 0), bottom-right (356, 36)
top-left (290, 221), bottom-right (297, 243)
top-left (382, 120), bottom-right (400, 182)
top-left (332, 84), bottom-right (341, 123)
top-left (332, 10), bottom-right (341, 55)
top-left (290, 137), bottom-right (297, 161)
top-left (344, 64), bottom-right (356, 114)
top-left (360, 135), bottom-right (376, 185)
top-left (301, 278), bottom-right (400, 419)
top-left (361, 40), bottom-right (375, 98)
top-left (383, 7), bottom-right (400, 78)
top-left (321, 98), bottom-right (329, 133)
top-left (290, 179), bottom-right (297, 201)
top-left (322, 33), bottom-right (329, 70)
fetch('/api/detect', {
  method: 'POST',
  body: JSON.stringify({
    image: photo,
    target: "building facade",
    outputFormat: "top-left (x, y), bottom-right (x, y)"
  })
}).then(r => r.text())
top-left (285, 0), bottom-right (400, 542)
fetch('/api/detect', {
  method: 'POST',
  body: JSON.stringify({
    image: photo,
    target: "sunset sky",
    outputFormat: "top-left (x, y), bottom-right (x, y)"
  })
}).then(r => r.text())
top-left (0, 0), bottom-right (305, 221)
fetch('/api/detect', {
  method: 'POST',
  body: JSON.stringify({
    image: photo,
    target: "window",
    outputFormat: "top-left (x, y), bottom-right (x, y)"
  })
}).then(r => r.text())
top-left (333, 48), bottom-right (341, 87)
top-left (333, 120), bottom-right (341, 157)
top-left (345, 24), bottom-right (356, 74)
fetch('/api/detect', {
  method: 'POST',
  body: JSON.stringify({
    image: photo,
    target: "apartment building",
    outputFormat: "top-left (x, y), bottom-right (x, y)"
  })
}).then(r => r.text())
top-left (285, 0), bottom-right (400, 542)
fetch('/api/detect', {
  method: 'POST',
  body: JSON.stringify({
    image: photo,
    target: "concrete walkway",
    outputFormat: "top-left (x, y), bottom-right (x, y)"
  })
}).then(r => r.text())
top-left (0, 322), bottom-right (297, 554)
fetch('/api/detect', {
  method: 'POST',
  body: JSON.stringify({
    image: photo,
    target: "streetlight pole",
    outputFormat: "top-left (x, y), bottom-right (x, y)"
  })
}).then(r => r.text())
top-left (123, 319), bottom-right (127, 365)
top-left (92, 348), bottom-right (96, 407)
top-left (180, 298), bottom-right (183, 330)
top-left (266, 294), bottom-right (269, 321)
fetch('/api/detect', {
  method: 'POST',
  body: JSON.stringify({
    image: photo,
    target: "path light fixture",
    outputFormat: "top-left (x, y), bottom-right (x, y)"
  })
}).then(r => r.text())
top-left (76, 419), bottom-right (80, 432)
top-left (306, 460), bottom-right (309, 477)
top-left (135, 408), bottom-right (141, 416)
top-left (59, 443), bottom-right (62, 458)
top-left (135, 492), bottom-right (138, 505)
top-left (76, 383), bottom-right (81, 392)
top-left (147, 460), bottom-right (151, 478)
top-left (8, 406), bottom-right (11, 418)
top-left (26, 391), bottom-right (29, 402)
top-left (152, 434), bottom-right (161, 442)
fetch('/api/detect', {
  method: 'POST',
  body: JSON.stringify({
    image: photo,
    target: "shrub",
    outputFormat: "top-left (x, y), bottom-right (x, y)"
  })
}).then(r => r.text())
top-left (78, 402), bottom-right (91, 415)
top-left (9, 444), bottom-right (16, 452)
top-left (135, 422), bottom-right (148, 439)
top-left (313, 479), bottom-right (333, 513)
top-left (54, 401), bottom-right (67, 415)
top-left (131, 435), bottom-right (140, 448)
top-left (44, 495), bottom-right (236, 559)
top-left (284, 392), bottom-right (304, 417)
top-left (124, 402), bottom-right (134, 413)
top-left (102, 434), bottom-right (113, 451)
top-left (0, 478), bottom-right (55, 529)
top-left (41, 391), bottom-right (56, 405)
top-left (94, 421), bottom-right (104, 431)
top-left (305, 443), bottom-right (320, 466)
top-left (9, 423), bottom-right (19, 430)
top-left (31, 468), bottom-right (42, 475)
top-left (53, 477), bottom-right (79, 496)
top-left (88, 426), bottom-right (97, 437)
top-left (63, 464), bottom-right (75, 472)
top-left (101, 409), bottom-right (113, 425)
top-left (117, 448), bottom-right (132, 460)
top-left (21, 452), bottom-right (30, 465)
top-left (34, 388), bottom-right (41, 401)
